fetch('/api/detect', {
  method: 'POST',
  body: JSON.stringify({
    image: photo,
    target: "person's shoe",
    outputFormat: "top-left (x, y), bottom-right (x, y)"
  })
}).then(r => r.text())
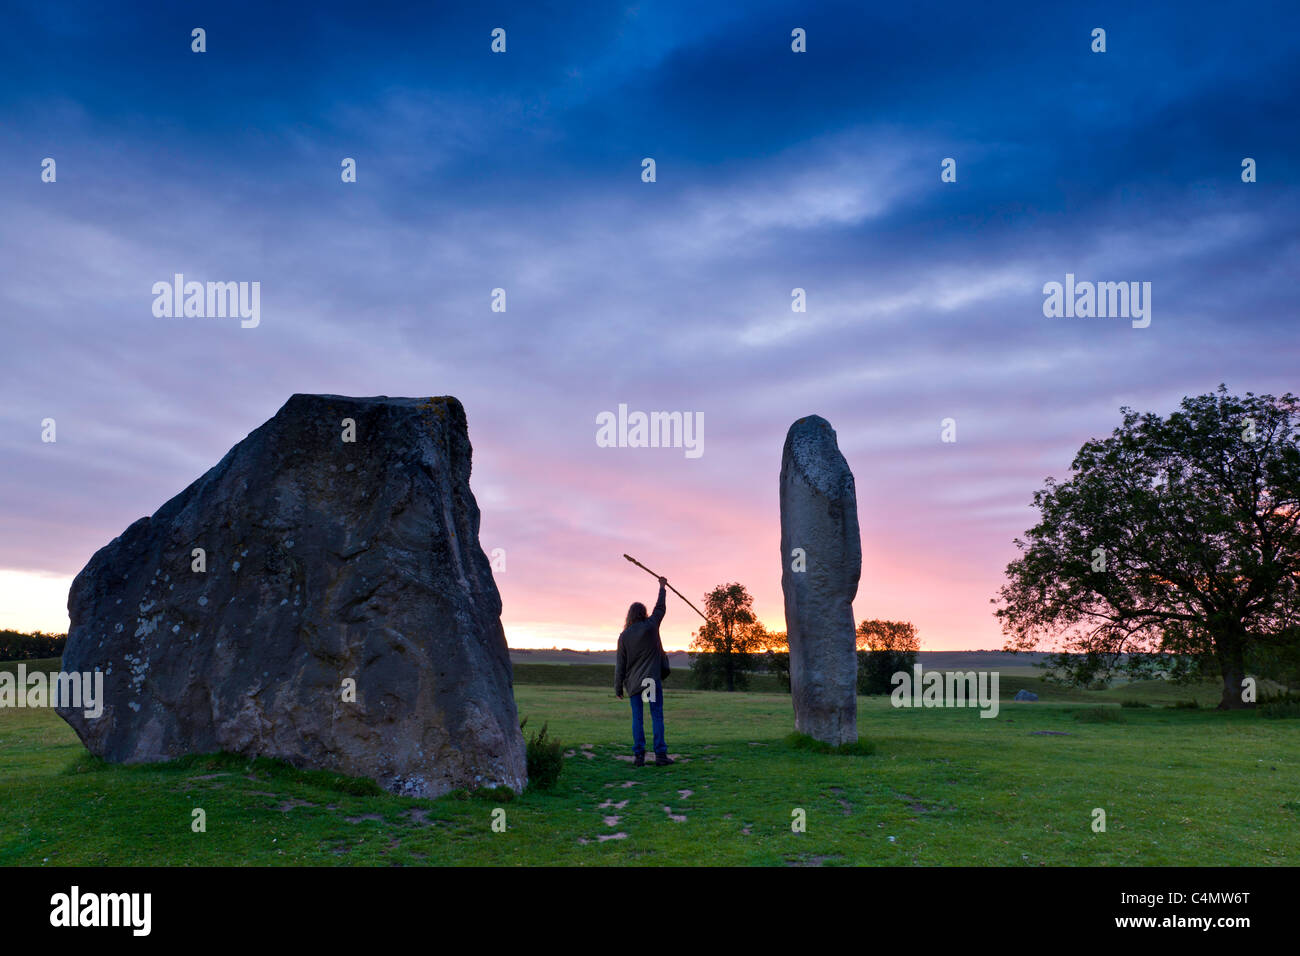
top-left (633, 753), bottom-right (645, 767)
top-left (655, 754), bottom-right (674, 766)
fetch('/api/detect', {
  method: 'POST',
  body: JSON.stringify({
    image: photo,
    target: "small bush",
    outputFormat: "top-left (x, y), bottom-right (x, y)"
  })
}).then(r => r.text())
top-left (1120, 700), bottom-right (1151, 708)
top-left (784, 732), bottom-right (875, 756)
top-left (521, 718), bottom-right (564, 791)
top-left (1172, 699), bottom-right (1200, 710)
top-left (1073, 707), bottom-right (1126, 724)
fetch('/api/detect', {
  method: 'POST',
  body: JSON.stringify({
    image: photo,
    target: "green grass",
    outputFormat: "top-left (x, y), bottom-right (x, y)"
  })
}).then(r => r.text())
top-left (0, 657), bottom-right (62, 677)
top-left (1073, 707), bottom-right (1127, 724)
top-left (513, 662), bottom-right (787, 693)
top-left (0, 667), bottom-right (1295, 866)
top-left (784, 731), bottom-right (877, 756)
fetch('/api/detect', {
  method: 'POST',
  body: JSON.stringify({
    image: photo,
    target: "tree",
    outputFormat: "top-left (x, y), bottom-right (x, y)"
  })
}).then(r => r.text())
top-left (995, 387), bottom-right (1300, 710)
top-left (855, 620), bottom-right (919, 653)
top-left (689, 582), bottom-right (767, 692)
top-left (856, 620), bottom-right (920, 694)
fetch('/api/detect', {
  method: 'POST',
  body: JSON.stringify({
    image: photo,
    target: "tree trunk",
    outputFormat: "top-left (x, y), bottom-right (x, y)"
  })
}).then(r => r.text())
top-left (1216, 633), bottom-right (1254, 710)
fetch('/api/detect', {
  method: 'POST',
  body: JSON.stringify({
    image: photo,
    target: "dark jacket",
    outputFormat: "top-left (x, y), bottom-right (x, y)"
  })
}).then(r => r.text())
top-left (615, 584), bottom-right (667, 697)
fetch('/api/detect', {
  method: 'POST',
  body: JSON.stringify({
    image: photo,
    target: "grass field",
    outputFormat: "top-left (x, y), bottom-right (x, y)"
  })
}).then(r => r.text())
top-left (1, 659), bottom-right (1295, 866)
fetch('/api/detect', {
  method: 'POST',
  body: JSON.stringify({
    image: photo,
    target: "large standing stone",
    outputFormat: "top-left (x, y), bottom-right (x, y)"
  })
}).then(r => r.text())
top-left (780, 415), bottom-right (861, 746)
top-left (57, 394), bottom-right (526, 797)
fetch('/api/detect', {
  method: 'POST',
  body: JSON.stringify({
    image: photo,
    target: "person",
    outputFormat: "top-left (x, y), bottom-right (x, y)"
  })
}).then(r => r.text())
top-left (614, 576), bottom-right (673, 767)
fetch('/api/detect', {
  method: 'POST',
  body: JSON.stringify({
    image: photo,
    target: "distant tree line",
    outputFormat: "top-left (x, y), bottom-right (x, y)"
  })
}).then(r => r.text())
top-left (766, 620), bottom-right (921, 695)
top-left (687, 582), bottom-right (921, 695)
top-left (0, 630), bottom-right (66, 661)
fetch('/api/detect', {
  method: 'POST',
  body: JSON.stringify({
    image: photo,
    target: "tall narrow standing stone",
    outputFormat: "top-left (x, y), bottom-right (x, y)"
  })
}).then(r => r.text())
top-left (780, 415), bottom-right (860, 745)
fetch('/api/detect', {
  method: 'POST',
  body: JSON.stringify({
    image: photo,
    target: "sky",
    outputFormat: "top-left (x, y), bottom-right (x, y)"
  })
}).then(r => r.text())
top-left (1, 1), bottom-right (1298, 651)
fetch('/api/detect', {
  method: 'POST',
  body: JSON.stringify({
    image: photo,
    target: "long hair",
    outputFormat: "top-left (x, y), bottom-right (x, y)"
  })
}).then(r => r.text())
top-left (625, 602), bottom-right (648, 629)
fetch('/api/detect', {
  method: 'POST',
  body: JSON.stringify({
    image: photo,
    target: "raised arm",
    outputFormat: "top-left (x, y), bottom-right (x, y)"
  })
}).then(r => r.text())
top-left (650, 577), bottom-right (667, 625)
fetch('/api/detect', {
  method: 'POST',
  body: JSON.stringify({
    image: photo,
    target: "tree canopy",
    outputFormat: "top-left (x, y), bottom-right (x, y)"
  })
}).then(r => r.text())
top-left (995, 387), bottom-right (1300, 709)
top-left (856, 619), bottom-right (920, 653)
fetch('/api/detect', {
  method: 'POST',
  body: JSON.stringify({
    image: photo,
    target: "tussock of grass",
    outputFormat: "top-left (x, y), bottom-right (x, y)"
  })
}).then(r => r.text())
top-left (784, 732), bottom-right (876, 756)
top-left (1073, 707), bottom-right (1126, 723)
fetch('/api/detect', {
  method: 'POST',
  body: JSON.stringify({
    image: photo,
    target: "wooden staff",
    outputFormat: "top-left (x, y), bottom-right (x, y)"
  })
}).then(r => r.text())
top-left (623, 554), bottom-right (708, 620)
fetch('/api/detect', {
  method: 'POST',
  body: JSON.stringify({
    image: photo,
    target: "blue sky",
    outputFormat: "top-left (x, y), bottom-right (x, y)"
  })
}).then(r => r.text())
top-left (2, 1), bottom-right (1298, 648)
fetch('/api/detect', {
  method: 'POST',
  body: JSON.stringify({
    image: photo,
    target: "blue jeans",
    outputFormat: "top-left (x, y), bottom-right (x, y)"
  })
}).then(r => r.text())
top-left (630, 678), bottom-right (667, 756)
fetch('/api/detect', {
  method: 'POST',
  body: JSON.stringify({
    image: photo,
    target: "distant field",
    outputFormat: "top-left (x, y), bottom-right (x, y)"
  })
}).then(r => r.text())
top-left (1, 660), bottom-right (1294, 866)
top-left (510, 649), bottom-right (1051, 670)
top-left (514, 662), bottom-right (788, 693)
top-left (1, 650), bottom-right (1110, 686)
top-left (511, 649), bottom-right (694, 667)
top-left (512, 662), bottom-right (1211, 703)
top-left (0, 658), bottom-right (61, 677)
